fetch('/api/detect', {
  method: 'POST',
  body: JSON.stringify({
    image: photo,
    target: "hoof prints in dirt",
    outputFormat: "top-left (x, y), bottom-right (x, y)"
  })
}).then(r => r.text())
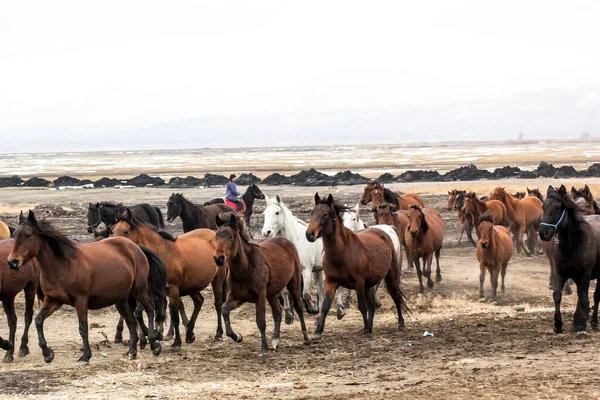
top-left (0, 370), bottom-right (60, 395)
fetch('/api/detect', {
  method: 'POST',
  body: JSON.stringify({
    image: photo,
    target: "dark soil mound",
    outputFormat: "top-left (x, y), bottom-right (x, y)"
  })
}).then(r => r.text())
top-left (168, 176), bottom-right (204, 187)
top-left (0, 176), bottom-right (24, 187)
top-left (534, 161), bottom-right (557, 178)
top-left (581, 163), bottom-right (600, 177)
top-left (443, 164), bottom-right (492, 181)
top-left (493, 166), bottom-right (522, 179)
top-left (554, 165), bottom-right (578, 178)
top-left (236, 173), bottom-right (262, 185)
top-left (53, 176), bottom-right (93, 187)
top-left (290, 168), bottom-right (335, 186)
top-left (377, 173), bottom-right (396, 183)
top-left (94, 177), bottom-right (122, 187)
top-left (23, 177), bottom-right (51, 187)
top-left (200, 173), bottom-right (229, 186)
top-left (262, 173), bottom-right (293, 185)
top-left (126, 174), bottom-right (165, 187)
top-left (398, 170), bottom-right (440, 182)
top-left (333, 170), bottom-right (368, 185)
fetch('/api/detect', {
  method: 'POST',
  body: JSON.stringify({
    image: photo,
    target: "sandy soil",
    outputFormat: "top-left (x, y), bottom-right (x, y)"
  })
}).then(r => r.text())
top-left (0, 182), bottom-right (599, 399)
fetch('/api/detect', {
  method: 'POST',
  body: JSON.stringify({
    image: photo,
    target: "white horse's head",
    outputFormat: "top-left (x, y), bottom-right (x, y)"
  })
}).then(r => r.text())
top-left (262, 194), bottom-right (286, 237)
top-left (341, 203), bottom-right (366, 232)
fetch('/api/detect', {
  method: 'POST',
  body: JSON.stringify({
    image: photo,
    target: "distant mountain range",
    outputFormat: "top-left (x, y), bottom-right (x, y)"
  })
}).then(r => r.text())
top-left (3, 86), bottom-right (599, 152)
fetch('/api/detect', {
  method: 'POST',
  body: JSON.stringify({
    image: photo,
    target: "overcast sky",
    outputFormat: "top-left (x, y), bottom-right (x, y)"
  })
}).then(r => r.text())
top-left (1, 1), bottom-right (599, 135)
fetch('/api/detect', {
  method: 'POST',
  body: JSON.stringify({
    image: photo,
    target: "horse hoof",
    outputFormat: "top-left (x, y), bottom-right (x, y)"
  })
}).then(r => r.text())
top-left (152, 343), bottom-right (162, 357)
top-left (427, 280), bottom-right (434, 289)
top-left (233, 333), bottom-right (243, 343)
top-left (17, 347), bottom-right (29, 358)
top-left (156, 332), bottom-right (164, 341)
top-left (170, 345), bottom-right (181, 353)
top-left (285, 314), bottom-right (294, 325)
top-left (44, 349), bottom-right (55, 364)
top-left (269, 339), bottom-right (279, 351)
top-left (114, 337), bottom-right (123, 344)
top-left (436, 275), bottom-right (442, 283)
top-left (553, 324), bottom-right (564, 334)
top-left (185, 334), bottom-right (195, 344)
top-left (259, 351), bottom-right (268, 358)
top-left (3, 354), bottom-right (13, 363)
top-left (76, 359), bottom-right (89, 367)
top-left (479, 296), bottom-right (486, 302)
top-left (359, 329), bottom-right (372, 336)
top-left (310, 333), bottom-right (322, 342)
top-left (128, 352), bottom-right (138, 360)
top-left (214, 335), bottom-right (223, 342)
top-left (139, 339), bottom-right (147, 350)
top-left (564, 286), bottom-right (573, 296)
top-left (336, 308), bottom-right (345, 320)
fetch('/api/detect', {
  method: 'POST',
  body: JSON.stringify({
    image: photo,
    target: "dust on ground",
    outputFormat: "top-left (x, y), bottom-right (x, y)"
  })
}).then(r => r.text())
top-left (0, 182), bottom-right (598, 399)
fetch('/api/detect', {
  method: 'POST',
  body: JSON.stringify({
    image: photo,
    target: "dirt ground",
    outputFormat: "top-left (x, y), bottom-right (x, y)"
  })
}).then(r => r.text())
top-left (0, 181), bottom-right (599, 399)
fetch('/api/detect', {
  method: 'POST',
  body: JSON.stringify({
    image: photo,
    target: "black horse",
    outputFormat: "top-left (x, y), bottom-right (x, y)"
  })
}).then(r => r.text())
top-left (167, 193), bottom-right (232, 232)
top-left (87, 202), bottom-right (165, 233)
top-left (539, 185), bottom-right (600, 333)
top-left (203, 184), bottom-right (265, 226)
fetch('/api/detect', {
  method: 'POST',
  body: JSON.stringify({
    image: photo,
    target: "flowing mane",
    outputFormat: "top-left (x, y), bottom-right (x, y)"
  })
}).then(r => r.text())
top-left (118, 213), bottom-right (177, 242)
top-left (29, 218), bottom-right (78, 259)
top-left (314, 197), bottom-right (352, 218)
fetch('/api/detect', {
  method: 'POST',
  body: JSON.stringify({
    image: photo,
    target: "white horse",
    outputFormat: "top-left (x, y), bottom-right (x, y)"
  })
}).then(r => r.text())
top-left (261, 194), bottom-right (347, 321)
top-left (340, 203), bottom-right (403, 308)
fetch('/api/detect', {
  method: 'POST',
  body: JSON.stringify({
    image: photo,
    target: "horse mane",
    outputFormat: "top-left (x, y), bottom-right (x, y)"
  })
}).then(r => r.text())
top-left (29, 219), bottom-right (78, 259)
top-left (119, 213), bottom-right (176, 242)
top-left (410, 205), bottom-right (429, 233)
top-left (382, 188), bottom-right (401, 210)
top-left (315, 197), bottom-right (352, 219)
top-left (479, 213), bottom-right (494, 225)
top-left (548, 190), bottom-right (587, 225)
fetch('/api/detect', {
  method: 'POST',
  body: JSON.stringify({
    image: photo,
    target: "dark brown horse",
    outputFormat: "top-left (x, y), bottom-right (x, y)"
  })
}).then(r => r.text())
top-left (0, 240), bottom-right (40, 363)
top-left (462, 193), bottom-right (509, 244)
top-left (539, 185), bottom-right (600, 333)
top-left (405, 205), bottom-right (445, 294)
top-left (306, 194), bottom-right (407, 341)
top-left (374, 203), bottom-right (412, 270)
top-left (203, 184), bottom-right (265, 226)
top-left (113, 209), bottom-right (227, 350)
top-left (213, 213), bottom-right (310, 356)
top-left (167, 193), bottom-right (232, 232)
top-left (361, 181), bottom-right (424, 210)
top-left (476, 214), bottom-right (514, 299)
top-left (570, 185), bottom-right (600, 216)
top-left (453, 191), bottom-right (476, 246)
top-left (87, 202), bottom-right (164, 233)
top-left (7, 211), bottom-right (167, 365)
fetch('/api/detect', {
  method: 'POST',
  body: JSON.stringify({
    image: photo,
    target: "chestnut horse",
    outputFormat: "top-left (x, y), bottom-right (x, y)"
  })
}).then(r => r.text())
top-left (476, 214), bottom-right (514, 299)
top-left (167, 193), bottom-right (233, 232)
top-left (405, 205), bottom-right (445, 294)
top-left (0, 240), bottom-right (40, 363)
top-left (213, 213), bottom-right (310, 356)
top-left (7, 211), bottom-right (166, 365)
top-left (361, 181), bottom-right (424, 210)
top-left (452, 191), bottom-right (476, 246)
top-left (462, 193), bottom-right (509, 241)
top-left (539, 185), bottom-right (600, 333)
top-left (489, 187), bottom-right (543, 256)
top-left (374, 203), bottom-right (412, 270)
top-left (113, 209), bottom-right (227, 350)
top-left (306, 194), bottom-right (407, 341)
top-left (571, 185), bottom-right (600, 216)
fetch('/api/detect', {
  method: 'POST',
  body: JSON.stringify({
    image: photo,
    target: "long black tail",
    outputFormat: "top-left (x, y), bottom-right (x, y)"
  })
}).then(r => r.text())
top-left (139, 245), bottom-right (168, 325)
top-left (154, 207), bottom-right (166, 230)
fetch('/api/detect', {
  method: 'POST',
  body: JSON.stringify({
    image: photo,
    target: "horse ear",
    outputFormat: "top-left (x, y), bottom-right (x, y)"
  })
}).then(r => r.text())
top-left (27, 210), bottom-right (37, 224)
top-left (275, 194), bottom-right (282, 204)
top-left (527, 188), bottom-right (531, 194)
top-left (354, 203), bottom-right (360, 214)
top-left (18, 210), bottom-right (25, 225)
top-left (326, 194), bottom-right (334, 206)
top-left (115, 210), bottom-right (122, 220)
top-left (314, 193), bottom-right (321, 204)
top-left (229, 213), bottom-right (237, 228)
top-left (558, 185), bottom-right (568, 196)
top-left (571, 186), bottom-right (577, 195)
top-left (585, 184), bottom-right (591, 194)
top-left (215, 214), bottom-right (223, 227)
top-left (124, 208), bottom-right (133, 220)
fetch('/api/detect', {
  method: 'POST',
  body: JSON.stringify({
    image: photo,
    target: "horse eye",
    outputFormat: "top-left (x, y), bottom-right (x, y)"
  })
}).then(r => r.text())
top-left (124, 231), bottom-right (129, 235)
top-left (353, 218), bottom-right (356, 221)
top-left (230, 235), bottom-right (234, 240)
top-left (275, 212), bottom-right (280, 215)
top-left (26, 233), bottom-right (32, 239)
top-left (323, 213), bottom-right (329, 218)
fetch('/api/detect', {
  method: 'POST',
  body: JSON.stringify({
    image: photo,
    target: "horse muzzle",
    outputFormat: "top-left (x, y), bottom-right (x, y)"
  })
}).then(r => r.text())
top-left (409, 230), bottom-right (418, 239)
top-left (7, 259), bottom-right (21, 271)
top-left (87, 227), bottom-right (94, 233)
top-left (538, 227), bottom-right (554, 242)
top-left (360, 200), bottom-right (367, 206)
top-left (480, 241), bottom-right (489, 249)
top-left (213, 255), bottom-right (226, 267)
top-left (305, 230), bottom-right (317, 242)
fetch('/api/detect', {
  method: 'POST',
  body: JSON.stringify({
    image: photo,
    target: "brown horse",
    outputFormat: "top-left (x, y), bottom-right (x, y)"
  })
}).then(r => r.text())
top-left (374, 204), bottom-right (412, 270)
top-left (489, 187), bottom-right (543, 256)
top-left (167, 193), bottom-right (233, 232)
top-left (361, 181), bottom-right (424, 210)
top-left (571, 185), bottom-right (600, 216)
top-left (7, 211), bottom-right (166, 365)
top-left (476, 214), bottom-right (514, 299)
top-left (113, 209), bottom-right (227, 350)
top-left (0, 240), bottom-right (40, 363)
top-left (213, 212), bottom-right (310, 356)
top-left (462, 193), bottom-right (509, 235)
top-left (405, 205), bottom-right (445, 294)
top-left (306, 193), bottom-right (407, 341)
top-left (0, 222), bottom-right (10, 240)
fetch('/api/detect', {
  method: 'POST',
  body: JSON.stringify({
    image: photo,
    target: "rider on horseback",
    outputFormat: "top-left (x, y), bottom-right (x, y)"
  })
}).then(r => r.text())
top-left (226, 174), bottom-right (244, 211)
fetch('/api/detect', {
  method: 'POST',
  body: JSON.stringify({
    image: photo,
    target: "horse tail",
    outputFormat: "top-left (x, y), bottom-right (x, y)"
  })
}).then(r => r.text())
top-left (154, 207), bottom-right (166, 229)
top-left (139, 245), bottom-right (168, 325)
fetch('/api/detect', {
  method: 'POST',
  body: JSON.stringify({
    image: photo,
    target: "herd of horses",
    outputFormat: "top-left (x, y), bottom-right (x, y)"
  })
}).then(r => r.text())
top-left (0, 181), bottom-right (599, 365)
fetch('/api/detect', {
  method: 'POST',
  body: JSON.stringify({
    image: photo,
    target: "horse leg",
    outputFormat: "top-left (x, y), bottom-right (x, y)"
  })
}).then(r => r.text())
top-left (114, 299), bottom-right (139, 360)
top-left (552, 274), bottom-right (567, 334)
top-left (255, 292), bottom-right (269, 357)
top-left (114, 317), bottom-right (125, 344)
top-left (211, 276), bottom-right (224, 341)
top-left (312, 280), bottom-right (337, 342)
top-left (168, 287), bottom-right (183, 351)
top-left (465, 218), bottom-right (477, 248)
top-left (286, 266), bottom-right (311, 345)
top-left (423, 253), bottom-right (434, 289)
top-left (135, 293), bottom-right (160, 356)
top-left (267, 295), bottom-right (282, 351)
top-left (434, 246), bottom-right (442, 283)
top-left (74, 298), bottom-right (92, 365)
top-left (490, 266), bottom-right (500, 300)
top-left (501, 261), bottom-right (508, 295)
top-left (18, 283), bottom-right (36, 358)
top-left (517, 225), bottom-right (530, 256)
top-left (573, 277), bottom-right (591, 333)
top-left (343, 288), bottom-right (353, 309)
top-left (179, 303), bottom-right (189, 332)
top-left (314, 270), bottom-right (324, 310)
top-left (414, 257), bottom-right (425, 295)
top-left (457, 221), bottom-right (465, 244)
top-left (479, 264), bottom-right (486, 300)
top-left (404, 245), bottom-right (413, 271)
top-left (35, 298), bottom-right (62, 363)
top-left (384, 266), bottom-right (406, 330)
top-left (365, 285), bottom-right (377, 333)
top-left (222, 295), bottom-right (244, 343)
top-left (301, 265), bottom-right (318, 315)
top-left (354, 282), bottom-right (370, 334)
top-left (591, 282), bottom-right (600, 330)
top-left (563, 279), bottom-right (573, 296)
top-left (280, 288), bottom-right (294, 325)
top-left (335, 288), bottom-right (346, 320)
top-left (185, 292), bottom-right (204, 344)
top-left (2, 299), bottom-right (16, 363)
top-left (134, 303), bottom-right (148, 350)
